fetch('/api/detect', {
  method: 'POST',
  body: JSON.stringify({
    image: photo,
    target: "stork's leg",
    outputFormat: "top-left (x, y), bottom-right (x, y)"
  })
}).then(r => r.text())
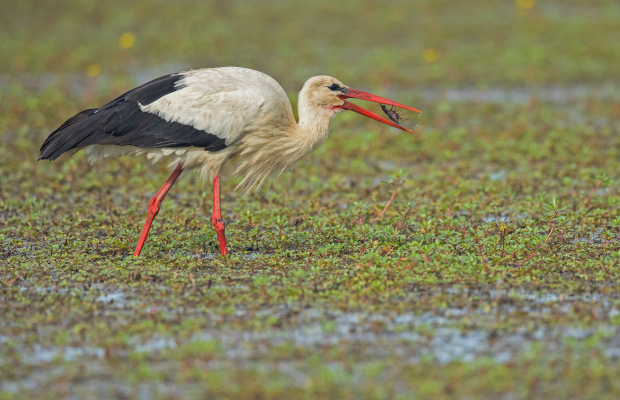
top-left (133, 164), bottom-right (184, 256)
top-left (212, 175), bottom-right (228, 255)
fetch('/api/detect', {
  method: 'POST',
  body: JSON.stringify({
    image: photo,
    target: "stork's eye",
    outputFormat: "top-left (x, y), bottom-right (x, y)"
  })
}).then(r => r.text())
top-left (327, 83), bottom-right (342, 91)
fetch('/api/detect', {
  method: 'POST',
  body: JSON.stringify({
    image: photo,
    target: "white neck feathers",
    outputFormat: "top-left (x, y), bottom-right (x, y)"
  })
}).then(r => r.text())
top-left (297, 93), bottom-right (339, 152)
top-left (233, 91), bottom-right (339, 193)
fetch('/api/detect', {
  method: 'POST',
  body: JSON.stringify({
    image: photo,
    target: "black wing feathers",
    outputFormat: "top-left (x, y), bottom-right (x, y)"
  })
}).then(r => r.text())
top-left (39, 73), bottom-right (228, 161)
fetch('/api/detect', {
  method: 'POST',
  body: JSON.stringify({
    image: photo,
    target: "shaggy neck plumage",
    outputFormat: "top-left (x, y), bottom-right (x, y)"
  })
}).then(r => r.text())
top-left (233, 92), bottom-right (338, 193)
top-left (296, 96), bottom-right (337, 152)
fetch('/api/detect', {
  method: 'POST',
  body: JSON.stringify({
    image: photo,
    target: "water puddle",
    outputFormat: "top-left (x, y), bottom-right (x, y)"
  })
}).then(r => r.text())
top-left (416, 84), bottom-right (620, 104)
top-left (13, 336), bottom-right (178, 366)
top-left (4, 282), bottom-right (620, 375)
top-left (96, 291), bottom-right (126, 304)
top-left (481, 213), bottom-right (527, 223)
top-left (6, 309), bottom-right (618, 369)
top-left (0, 63), bottom-right (189, 98)
top-left (170, 250), bottom-right (262, 261)
top-left (4, 289), bottom-right (620, 368)
top-left (2, 70), bottom-right (618, 104)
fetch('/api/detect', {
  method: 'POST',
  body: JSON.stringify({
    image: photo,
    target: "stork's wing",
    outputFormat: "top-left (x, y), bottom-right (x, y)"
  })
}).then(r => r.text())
top-left (141, 69), bottom-right (268, 147)
top-left (39, 69), bottom-right (268, 161)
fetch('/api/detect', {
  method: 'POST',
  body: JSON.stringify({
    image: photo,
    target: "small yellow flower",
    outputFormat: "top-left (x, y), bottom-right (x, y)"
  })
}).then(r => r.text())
top-left (119, 32), bottom-right (136, 49)
top-left (423, 49), bottom-right (438, 63)
top-left (86, 64), bottom-right (101, 77)
top-left (516, 0), bottom-right (535, 9)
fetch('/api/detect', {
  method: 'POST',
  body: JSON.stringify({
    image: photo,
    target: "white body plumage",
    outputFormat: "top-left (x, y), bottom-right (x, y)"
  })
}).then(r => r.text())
top-left (85, 67), bottom-right (343, 192)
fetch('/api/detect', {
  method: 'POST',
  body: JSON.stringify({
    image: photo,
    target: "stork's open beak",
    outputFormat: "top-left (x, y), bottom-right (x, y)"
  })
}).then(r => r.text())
top-left (335, 88), bottom-right (421, 133)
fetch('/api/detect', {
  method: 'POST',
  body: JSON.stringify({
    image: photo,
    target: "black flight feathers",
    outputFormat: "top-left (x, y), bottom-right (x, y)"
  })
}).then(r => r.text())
top-left (39, 73), bottom-right (228, 161)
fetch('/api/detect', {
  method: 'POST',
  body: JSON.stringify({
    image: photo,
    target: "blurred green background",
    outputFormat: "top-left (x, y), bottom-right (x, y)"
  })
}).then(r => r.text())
top-left (3, 0), bottom-right (620, 89)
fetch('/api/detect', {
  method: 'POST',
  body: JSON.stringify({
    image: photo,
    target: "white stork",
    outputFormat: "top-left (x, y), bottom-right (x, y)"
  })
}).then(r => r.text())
top-left (39, 67), bottom-right (421, 256)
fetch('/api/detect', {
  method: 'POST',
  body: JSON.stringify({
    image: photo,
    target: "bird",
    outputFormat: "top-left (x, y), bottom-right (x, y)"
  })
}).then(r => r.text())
top-left (39, 67), bottom-right (421, 256)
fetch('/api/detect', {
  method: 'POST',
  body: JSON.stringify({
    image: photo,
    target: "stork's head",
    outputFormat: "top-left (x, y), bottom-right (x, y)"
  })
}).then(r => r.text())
top-left (298, 76), bottom-right (421, 133)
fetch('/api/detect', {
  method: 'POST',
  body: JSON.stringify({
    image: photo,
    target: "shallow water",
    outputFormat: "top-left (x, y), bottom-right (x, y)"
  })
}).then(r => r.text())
top-left (417, 84), bottom-right (620, 104)
top-left (2, 70), bottom-right (619, 104)
top-left (4, 285), bottom-right (620, 370)
top-left (3, 281), bottom-right (620, 398)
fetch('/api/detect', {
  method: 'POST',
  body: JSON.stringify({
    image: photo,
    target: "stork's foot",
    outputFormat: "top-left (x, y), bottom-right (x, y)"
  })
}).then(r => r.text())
top-left (212, 217), bottom-right (228, 255)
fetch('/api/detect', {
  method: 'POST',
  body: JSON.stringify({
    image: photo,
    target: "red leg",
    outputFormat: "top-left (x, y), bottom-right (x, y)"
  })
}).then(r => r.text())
top-left (212, 175), bottom-right (228, 255)
top-left (133, 164), bottom-right (184, 256)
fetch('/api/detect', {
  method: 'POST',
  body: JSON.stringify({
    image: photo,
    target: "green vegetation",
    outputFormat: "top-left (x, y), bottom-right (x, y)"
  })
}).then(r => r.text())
top-left (2, 0), bottom-right (620, 398)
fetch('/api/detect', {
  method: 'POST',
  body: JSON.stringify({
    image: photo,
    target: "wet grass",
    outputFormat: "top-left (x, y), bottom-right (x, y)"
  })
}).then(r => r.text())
top-left (2, 0), bottom-right (620, 399)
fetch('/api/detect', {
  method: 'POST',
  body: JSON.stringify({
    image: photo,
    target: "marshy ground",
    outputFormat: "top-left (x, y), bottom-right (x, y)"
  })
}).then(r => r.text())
top-left (2, 1), bottom-right (620, 399)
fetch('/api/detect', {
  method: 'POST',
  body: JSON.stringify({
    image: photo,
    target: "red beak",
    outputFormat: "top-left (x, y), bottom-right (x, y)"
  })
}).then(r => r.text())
top-left (335, 88), bottom-right (421, 133)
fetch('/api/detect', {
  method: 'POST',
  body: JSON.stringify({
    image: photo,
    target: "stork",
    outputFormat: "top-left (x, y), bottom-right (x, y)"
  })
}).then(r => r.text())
top-left (39, 67), bottom-right (421, 256)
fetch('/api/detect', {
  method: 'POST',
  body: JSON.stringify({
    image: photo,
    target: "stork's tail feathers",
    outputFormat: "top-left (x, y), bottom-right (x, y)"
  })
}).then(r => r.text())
top-left (38, 109), bottom-right (99, 161)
